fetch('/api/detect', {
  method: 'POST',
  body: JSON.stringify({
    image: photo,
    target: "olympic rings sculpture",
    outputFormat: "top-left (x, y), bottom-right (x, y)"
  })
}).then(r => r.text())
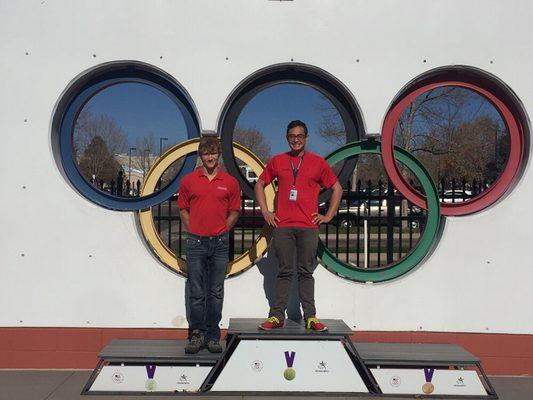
top-left (54, 62), bottom-right (526, 282)
top-left (137, 137), bottom-right (439, 282)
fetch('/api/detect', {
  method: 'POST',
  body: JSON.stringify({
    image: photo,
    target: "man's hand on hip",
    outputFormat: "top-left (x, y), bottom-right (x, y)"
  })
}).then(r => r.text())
top-left (312, 213), bottom-right (332, 225)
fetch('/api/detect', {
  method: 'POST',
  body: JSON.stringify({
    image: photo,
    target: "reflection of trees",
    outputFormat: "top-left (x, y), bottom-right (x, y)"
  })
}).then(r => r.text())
top-left (74, 109), bottom-right (127, 185)
top-left (78, 135), bottom-right (123, 183)
top-left (73, 109), bottom-right (128, 158)
top-left (132, 132), bottom-right (157, 178)
top-left (395, 88), bottom-right (510, 185)
top-left (233, 127), bottom-right (271, 163)
top-left (317, 98), bottom-right (345, 147)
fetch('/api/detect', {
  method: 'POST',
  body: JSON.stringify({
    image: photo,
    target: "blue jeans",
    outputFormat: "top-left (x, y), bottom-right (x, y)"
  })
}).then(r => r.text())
top-left (186, 232), bottom-right (229, 341)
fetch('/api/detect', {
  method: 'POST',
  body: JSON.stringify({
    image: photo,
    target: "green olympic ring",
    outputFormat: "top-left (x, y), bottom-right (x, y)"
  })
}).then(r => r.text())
top-left (318, 139), bottom-right (441, 282)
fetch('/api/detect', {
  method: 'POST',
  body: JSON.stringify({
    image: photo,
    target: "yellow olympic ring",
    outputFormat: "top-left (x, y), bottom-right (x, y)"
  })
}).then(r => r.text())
top-left (139, 138), bottom-right (275, 277)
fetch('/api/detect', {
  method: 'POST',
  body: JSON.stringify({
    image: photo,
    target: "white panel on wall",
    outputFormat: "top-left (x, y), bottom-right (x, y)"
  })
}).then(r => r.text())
top-left (0, 0), bottom-right (531, 333)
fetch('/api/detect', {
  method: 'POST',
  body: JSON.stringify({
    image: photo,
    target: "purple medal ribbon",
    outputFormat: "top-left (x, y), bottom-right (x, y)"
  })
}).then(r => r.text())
top-left (424, 368), bottom-right (435, 382)
top-left (284, 351), bottom-right (296, 368)
top-left (146, 365), bottom-right (156, 379)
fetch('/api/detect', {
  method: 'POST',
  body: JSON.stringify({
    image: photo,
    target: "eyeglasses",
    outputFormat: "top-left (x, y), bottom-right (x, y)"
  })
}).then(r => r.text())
top-left (287, 134), bottom-right (307, 141)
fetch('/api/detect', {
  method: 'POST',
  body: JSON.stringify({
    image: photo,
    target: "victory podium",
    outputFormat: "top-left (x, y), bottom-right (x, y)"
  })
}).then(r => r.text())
top-left (83, 318), bottom-right (497, 397)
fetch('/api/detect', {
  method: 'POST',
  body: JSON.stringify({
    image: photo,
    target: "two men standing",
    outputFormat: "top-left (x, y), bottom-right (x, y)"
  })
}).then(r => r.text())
top-left (178, 120), bottom-right (342, 353)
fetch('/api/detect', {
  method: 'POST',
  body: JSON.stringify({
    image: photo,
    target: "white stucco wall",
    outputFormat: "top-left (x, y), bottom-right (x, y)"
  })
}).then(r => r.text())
top-left (0, 0), bottom-right (531, 333)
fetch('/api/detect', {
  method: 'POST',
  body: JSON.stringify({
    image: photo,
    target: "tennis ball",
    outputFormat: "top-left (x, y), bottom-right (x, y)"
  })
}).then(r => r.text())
top-left (284, 367), bottom-right (296, 380)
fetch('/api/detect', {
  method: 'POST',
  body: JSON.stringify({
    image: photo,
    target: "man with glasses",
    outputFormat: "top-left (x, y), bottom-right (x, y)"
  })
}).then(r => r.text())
top-left (254, 120), bottom-right (343, 331)
top-left (178, 136), bottom-right (241, 353)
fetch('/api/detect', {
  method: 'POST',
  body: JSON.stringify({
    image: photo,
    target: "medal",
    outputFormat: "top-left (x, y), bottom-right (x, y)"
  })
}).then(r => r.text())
top-left (422, 368), bottom-right (435, 394)
top-left (145, 365), bottom-right (157, 391)
top-left (422, 382), bottom-right (434, 394)
top-left (284, 351), bottom-right (296, 381)
top-left (284, 367), bottom-right (296, 380)
top-left (145, 378), bottom-right (157, 391)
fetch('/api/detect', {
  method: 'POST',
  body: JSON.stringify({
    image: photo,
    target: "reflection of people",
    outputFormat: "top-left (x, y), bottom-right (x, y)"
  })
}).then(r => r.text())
top-left (178, 136), bottom-right (240, 353)
top-left (255, 120), bottom-right (343, 331)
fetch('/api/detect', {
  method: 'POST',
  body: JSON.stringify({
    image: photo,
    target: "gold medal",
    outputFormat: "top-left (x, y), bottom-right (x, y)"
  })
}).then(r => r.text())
top-left (422, 382), bottom-right (434, 394)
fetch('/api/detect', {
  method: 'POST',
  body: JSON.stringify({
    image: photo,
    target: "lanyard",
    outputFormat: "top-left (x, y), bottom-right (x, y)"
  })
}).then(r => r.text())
top-left (290, 154), bottom-right (304, 187)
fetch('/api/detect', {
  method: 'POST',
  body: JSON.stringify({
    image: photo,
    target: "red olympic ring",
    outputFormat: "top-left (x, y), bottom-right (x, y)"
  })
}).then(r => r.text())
top-left (381, 80), bottom-right (524, 216)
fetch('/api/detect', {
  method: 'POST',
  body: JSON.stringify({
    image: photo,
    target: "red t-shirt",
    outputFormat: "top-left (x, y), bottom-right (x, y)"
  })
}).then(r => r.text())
top-left (178, 168), bottom-right (241, 236)
top-left (259, 152), bottom-right (338, 228)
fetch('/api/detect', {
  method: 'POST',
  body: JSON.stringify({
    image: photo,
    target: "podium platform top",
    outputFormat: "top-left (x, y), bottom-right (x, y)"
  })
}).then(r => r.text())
top-left (99, 339), bottom-right (223, 364)
top-left (227, 318), bottom-right (353, 338)
top-left (354, 342), bottom-right (480, 365)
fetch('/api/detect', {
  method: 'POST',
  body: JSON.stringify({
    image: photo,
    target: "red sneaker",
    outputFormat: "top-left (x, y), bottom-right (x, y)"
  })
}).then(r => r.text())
top-left (258, 316), bottom-right (284, 330)
top-left (306, 316), bottom-right (328, 331)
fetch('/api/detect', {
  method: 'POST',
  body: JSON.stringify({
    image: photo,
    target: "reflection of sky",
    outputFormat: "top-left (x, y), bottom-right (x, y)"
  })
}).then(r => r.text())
top-left (84, 82), bottom-right (343, 158)
top-left (84, 83), bottom-right (188, 148)
top-left (236, 84), bottom-right (341, 156)
top-left (406, 87), bottom-right (506, 135)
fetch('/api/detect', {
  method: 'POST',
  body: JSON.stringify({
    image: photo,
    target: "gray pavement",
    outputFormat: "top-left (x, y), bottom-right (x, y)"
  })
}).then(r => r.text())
top-left (0, 371), bottom-right (532, 400)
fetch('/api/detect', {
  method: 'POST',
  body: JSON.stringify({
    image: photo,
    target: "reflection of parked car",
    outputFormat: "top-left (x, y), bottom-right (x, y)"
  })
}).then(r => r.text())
top-left (330, 194), bottom-right (423, 228)
top-left (237, 199), bottom-right (264, 228)
top-left (441, 189), bottom-right (472, 203)
top-left (239, 166), bottom-right (258, 184)
top-left (332, 199), bottom-right (368, 227)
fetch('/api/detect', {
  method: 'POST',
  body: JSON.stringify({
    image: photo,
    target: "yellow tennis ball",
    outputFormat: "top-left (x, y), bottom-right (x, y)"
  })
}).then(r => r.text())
top-left (284, 367), bottom-right (296, 380)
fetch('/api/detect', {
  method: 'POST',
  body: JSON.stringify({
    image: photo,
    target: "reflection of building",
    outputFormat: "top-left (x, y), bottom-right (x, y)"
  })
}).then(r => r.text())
top-left (239, 165), bottom-right (258, 183)
top-left (115, 153), bottom-right (158, 186)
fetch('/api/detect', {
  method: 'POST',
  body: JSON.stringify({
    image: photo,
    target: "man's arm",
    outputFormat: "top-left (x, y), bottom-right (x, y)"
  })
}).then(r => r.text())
top-left (254, 179), bottom-right (279, 227)
top-left (226, 210), bottom-right (240, 231)
top-left (312, 181), bottom-right (343, 225)
top-left (179, 209), bottom-right (190, 231)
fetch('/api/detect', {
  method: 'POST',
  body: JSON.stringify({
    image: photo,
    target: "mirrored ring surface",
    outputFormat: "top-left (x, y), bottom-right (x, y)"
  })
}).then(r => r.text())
top-left (219, 64), bottom-right (364, 201)
top-left (381, 80), bottom-right (524, 216)
top-left (57, 64), bottom-right (200, 211)
top-left (139, 138), bottom-right (275, 277)
top-left (317, 140), bottom-right (441, 282)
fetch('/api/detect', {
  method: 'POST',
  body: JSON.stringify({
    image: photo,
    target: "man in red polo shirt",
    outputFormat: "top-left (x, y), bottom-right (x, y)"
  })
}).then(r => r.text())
top-left (255, 120), bottom-right (343, 331)
top-left (178, 136), bottom-right (240, 353)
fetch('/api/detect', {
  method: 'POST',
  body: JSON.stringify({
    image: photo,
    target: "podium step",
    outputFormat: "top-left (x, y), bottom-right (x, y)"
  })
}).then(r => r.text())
top-left (227, 317), bottom-right (353, 338)
top-left (99, 339), bottom-right (223, 364)
top-left (354, 342), bottom-right (480, 365)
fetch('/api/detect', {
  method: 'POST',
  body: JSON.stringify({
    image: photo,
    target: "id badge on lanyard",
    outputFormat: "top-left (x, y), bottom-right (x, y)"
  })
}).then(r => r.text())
top-left (289, 155), bottom-right (303, 202)
top-left (289, 187), bottom-right (298, 201)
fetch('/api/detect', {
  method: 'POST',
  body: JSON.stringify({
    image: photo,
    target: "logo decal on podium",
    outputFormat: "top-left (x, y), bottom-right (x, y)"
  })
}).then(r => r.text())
top-left (283, 351), bottom-right (296, 380)
top-left (177, 374), bottom-right (189, 385)
top-left (111, 371), bottom-right (124, 384)
top-left (251, 360), bottom-right (263, 372)
top-left (454, 376), bottom-right (466, 387)
top-left (390, 376), bottom-right (401, 387)
top-left (315, 361), bottom-right (330, 373)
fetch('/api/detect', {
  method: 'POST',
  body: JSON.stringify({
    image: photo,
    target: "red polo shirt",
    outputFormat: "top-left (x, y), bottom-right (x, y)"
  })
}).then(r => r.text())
top-left (259, 151), bottom-right (338, 228)
top-left (178, 168), bottom-right (241, 236)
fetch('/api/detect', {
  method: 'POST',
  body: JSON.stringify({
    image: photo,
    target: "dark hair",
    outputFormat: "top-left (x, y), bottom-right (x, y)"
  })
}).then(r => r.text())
top-left (286, 120), bottom-right (308, 136)
top-left (198, 136), bottom-right (221, 154)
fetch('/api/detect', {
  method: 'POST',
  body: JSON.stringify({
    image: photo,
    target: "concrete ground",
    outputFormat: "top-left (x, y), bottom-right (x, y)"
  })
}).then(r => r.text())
top-left (0, 371), bottom-right (531, 400)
